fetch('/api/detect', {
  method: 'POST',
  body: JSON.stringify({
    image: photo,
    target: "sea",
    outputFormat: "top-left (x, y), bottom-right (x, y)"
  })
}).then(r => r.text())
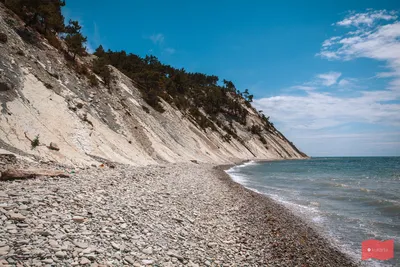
top-left (225, 157), bottom-right (400, 266)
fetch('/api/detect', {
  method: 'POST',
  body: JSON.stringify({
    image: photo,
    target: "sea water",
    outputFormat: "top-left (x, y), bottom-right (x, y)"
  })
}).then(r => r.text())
top-left (226, 157), bottom-right (400, 266)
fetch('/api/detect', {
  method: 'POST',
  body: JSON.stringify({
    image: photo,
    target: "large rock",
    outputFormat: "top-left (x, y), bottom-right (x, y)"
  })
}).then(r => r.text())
top-left (0, 168), bottom-right (69, 180)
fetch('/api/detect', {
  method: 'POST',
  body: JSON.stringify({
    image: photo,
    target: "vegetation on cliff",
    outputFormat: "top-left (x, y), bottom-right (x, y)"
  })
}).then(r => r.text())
top-left (2, 0), bottom-right (276, 142)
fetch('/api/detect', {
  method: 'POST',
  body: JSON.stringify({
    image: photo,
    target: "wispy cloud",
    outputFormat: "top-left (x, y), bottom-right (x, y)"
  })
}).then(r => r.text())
top-left (338, 79), bottom-right (351, 87)
top-left (317, 71), bottom-right (342, 86)
top-left (290, 71), bottom-right (345, 91)
top-left (149, 33), bottom-right (165, 45)
top-left (164, 47), bottom-right (176, 55)
top-left (336, 10), bottom-right (397, 27)
top-left (290, 85), bottom-right (317, 91)
top-left (146, 33), bottom-right (176, 55)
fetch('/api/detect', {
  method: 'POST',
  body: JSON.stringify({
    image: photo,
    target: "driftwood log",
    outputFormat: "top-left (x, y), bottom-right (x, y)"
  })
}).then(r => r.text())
top-left (0, 168), bottom-right (70, 180)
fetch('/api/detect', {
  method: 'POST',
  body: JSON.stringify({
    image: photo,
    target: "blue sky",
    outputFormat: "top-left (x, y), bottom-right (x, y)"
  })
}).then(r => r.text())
top-left (63, 0), bottom-right (400, 157)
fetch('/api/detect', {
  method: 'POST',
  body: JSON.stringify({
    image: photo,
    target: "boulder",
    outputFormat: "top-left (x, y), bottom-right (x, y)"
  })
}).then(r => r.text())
top-left (0, 168), bottom-right (69, 180)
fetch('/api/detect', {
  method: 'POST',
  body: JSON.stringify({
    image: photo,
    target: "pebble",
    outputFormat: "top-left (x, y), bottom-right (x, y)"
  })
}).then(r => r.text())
top-left (72, 216), bottom-right (85, 223)
top-left (55, 251), bottom-right (66, 258)
top-left (41, 259), bottom-right (53, 264)
top-left (125, 256), bottom-right (135, 264)
top-left (0, 246), bottom-right (10, 256)
top-left (8, 212), bottom-right (26, 221)
top-left (141, 259), bottom-right (154, 265)
top-left (80, 257), bottom-right (91, 265)
top-left (73, 241), bottom-right (89, 249)
top-left (49, 240), bottom-right (59, 248)
top-left (167, 250), bottom-right (183, 260)
top-left (142, 247), bottom-right (153, 255)
top-left (111, 242), bottom-right (119, 250)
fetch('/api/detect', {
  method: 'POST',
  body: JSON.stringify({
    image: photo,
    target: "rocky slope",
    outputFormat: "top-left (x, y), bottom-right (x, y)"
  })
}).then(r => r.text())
top-left (0, 3), bottom-right (306, 166)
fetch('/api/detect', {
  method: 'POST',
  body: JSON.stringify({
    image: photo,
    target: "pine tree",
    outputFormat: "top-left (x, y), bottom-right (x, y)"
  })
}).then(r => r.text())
top-left (5, 0), bottom-right (65, 33)
top-left (38, 1), bottom-right (65, 33)
top-left (64, 20), bottom-right (87, 60)
top-left (93, 57), bottom-right (113, 87)
top-left (94, 45), bottom-right (106, 57)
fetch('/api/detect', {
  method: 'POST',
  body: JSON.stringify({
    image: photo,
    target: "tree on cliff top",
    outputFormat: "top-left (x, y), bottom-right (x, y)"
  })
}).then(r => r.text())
top-left (64, 19), bottom-right (87, 60)
top-left (6, 0), bottom-right (65, 33)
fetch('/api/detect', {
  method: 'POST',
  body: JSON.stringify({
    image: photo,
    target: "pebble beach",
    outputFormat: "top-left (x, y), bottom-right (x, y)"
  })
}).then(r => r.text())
top-left (0, 160), bottom-right (360, 266)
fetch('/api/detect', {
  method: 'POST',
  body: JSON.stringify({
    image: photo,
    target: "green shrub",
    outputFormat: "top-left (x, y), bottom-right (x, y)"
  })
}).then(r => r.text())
top-left (45, 32), bottom-right (62, 51)
top-left (31, 135), bottom-right (40, 150)
top-left (259, 135), bottom-right (267, 144)
top-left (88, 74), bottom-right (99, 87)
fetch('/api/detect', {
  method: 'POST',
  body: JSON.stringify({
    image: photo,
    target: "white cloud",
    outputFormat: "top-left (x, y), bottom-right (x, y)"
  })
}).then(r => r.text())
top-left (255, 10), bottom-right (400, 131)
top-left (255, 9), bottom-right (400, 156)
top-left (338, 79), bottom-right (351, 86)
top-left (164, 47), bottom-right (176, 55)
top-left (253, 91), bottom-right (400, 130)
top-left (149, 33), bottom-right (165, 45)
top-left (317, 72), bottom-right (342, 86)
top-left (320, 12), bottom-right (400, 92)
top-left (290, 85), bottom-right (317, 91)
top-left (336, 10), bottom-right (397, 27)
top-left (322, 36), bottom-right (340, 47)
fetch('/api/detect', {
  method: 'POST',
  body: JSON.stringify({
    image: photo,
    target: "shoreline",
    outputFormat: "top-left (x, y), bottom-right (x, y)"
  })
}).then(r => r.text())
top-left (0, 160), bottom-right (359, 266)
top-left (214, 163), bottom-right (361, 267)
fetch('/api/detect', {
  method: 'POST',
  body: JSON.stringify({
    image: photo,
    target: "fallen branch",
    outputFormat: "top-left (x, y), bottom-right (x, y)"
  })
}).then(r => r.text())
top-left (1, 168), bottom-right (70, 180)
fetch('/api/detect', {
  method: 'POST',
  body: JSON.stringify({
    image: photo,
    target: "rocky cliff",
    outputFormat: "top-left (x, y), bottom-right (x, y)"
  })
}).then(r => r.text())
top-left (0, 3), bottom-right (307, 167)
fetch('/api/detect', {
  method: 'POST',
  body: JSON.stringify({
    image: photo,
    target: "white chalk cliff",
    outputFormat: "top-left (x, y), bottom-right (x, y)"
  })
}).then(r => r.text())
top-left (0, 4), bottom-right (307, 166)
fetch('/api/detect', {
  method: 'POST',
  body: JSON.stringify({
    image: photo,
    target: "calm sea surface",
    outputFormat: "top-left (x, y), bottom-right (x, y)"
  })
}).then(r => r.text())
top-left (226, 157), bottom-right (400, 266)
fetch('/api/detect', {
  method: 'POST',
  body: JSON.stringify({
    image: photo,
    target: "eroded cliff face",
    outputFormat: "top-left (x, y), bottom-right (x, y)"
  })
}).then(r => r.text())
top-left (0, 4), bottom-right (307, 166)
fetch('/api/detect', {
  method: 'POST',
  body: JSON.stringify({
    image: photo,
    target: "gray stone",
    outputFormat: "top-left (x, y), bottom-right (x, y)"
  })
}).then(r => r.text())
top-left (80, 257), bottom-right (91, 265)
top-left (55, 251), bottom-right (66, 258)
top-left (85, 253), bottom-right (96, 260)
top-left (142, 259), bottom-right (154, 265)
top-left (142, 247), bottom-right (153, 255)
top-left (125, 256), bottom-right (135, 264)
top-left (73, 241), bottom-right (88, 249)
top-left (41, 259), bottom-right (54, 264)
top-left (49, 240), bottom-right (59, 248)
top-left (0, 246), bottom-right (10, 256)
top-left (81, 247), bottom-right (91, 254)
top-left (72, 215), bottom-right (85, 223)
top-left (8, 212), bottom-right (26, 221)
top-left (207, 242), bottom-right (217, 247)
top-left (167, 250), bottom-right (184, 260)
top-left (111, 242), bottom-right (120, 250)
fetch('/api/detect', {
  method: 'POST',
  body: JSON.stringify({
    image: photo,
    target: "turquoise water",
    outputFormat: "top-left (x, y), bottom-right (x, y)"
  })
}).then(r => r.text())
top-left (226, 157), bottom-right (400, 266)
